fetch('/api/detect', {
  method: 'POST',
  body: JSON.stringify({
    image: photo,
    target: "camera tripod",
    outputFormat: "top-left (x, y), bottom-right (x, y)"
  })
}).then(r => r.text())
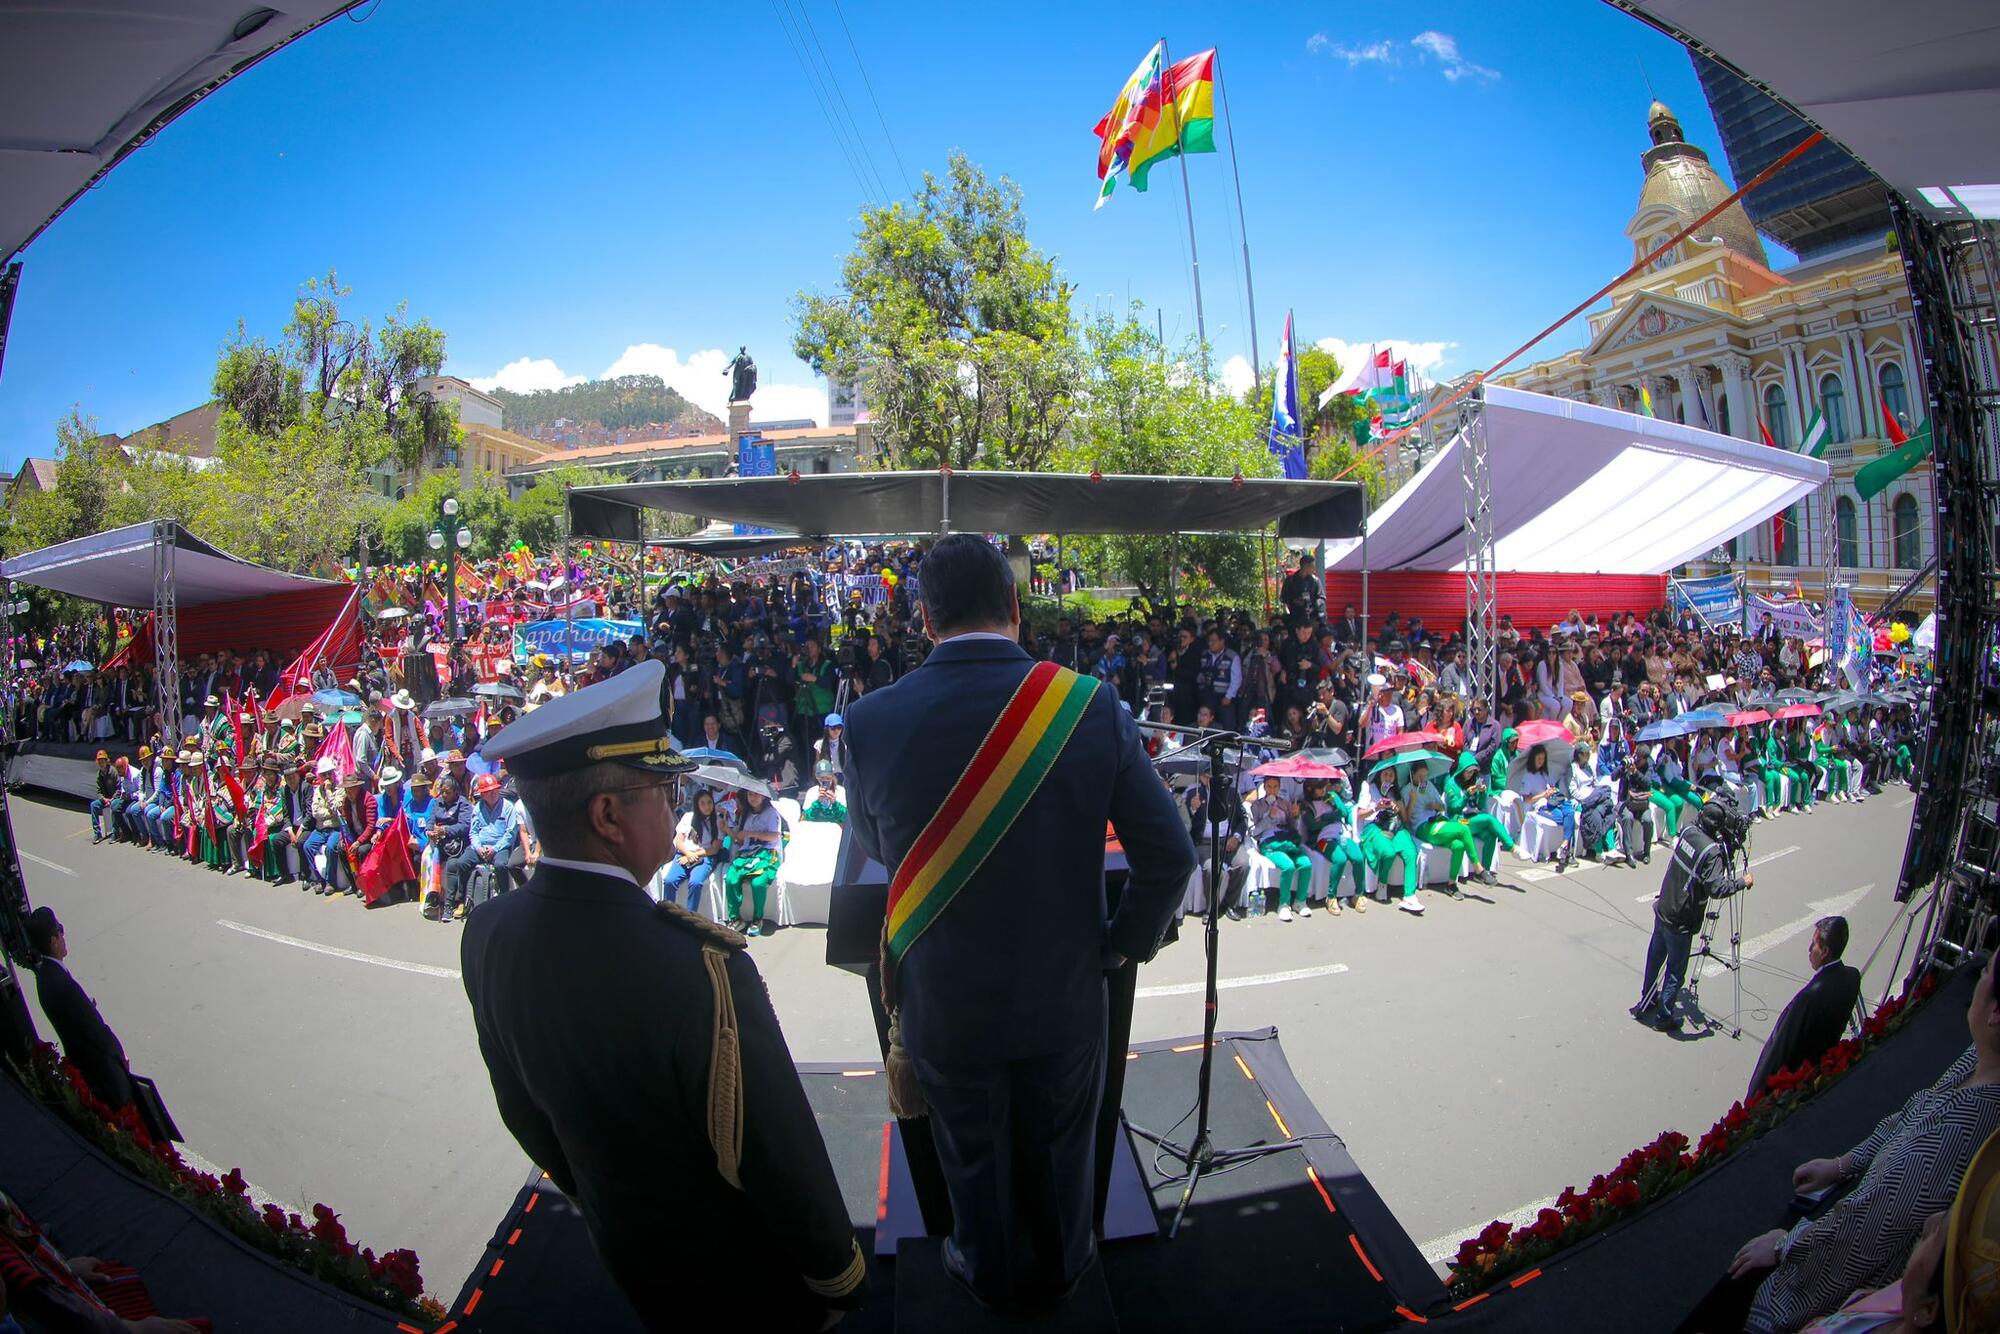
top-left (1684, 891), bottom-right (1744, 1038)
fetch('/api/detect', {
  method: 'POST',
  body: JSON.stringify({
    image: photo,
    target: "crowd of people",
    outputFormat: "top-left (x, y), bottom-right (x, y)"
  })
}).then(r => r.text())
top-left (13, 540), bottom-right (1932, 941)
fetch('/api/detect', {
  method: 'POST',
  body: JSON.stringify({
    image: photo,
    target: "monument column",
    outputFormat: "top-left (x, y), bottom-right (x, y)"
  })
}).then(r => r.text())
top-left (1673, 366), bottom-right (1703, 427)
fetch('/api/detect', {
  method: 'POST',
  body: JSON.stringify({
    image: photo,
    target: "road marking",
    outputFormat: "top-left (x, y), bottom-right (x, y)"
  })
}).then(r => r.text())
top-left (1895, 795), bottom-right (1915, 809)
top-left (1418, 1194), bottom-right (1559, 1265)
top-left (21, 852), bottom-right (75, 877)
top-left (1635, 845), bottom-right (1798, 902)
top-left (1136, 962), bottom-right (1349, 999)
top-left (1698, 884), bottom-right (1874, 978)
top-left (217, 919), bottom-right (461, 979)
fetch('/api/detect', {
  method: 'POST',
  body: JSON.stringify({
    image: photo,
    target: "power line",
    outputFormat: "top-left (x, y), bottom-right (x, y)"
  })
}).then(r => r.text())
top-left (787, 0), bottom-right (894, 203)
top-left (766, 0), bottom-right (880, 208)
top-left (828, 0), bottom-right (914, 198)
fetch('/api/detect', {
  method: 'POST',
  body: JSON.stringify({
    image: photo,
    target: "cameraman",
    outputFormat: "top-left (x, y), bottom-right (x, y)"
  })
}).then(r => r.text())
top-left (1632, 800), bottom-right (1752, 1033)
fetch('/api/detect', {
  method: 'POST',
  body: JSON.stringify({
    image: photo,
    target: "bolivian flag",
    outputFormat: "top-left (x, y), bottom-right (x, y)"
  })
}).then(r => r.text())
top-left (1093, 44), bottom-right (1216, 208)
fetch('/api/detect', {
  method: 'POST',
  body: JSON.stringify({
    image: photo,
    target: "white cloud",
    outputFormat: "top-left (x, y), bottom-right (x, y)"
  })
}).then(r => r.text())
top-left (1313, 337), bottom-right (1456, 384)
top-left (1306, 33), bottom-right (1397, 67)
top-left (1410, 30), bottom-right (1498, 82)
top-left (1306, 30), bottom-right (1497, 82)
top-left (1219, 354), bottom-right (1257, 400)
top-left (462, 343), bottom-right (825, 427)
top-left (468, 357), bottom-right (585, 395)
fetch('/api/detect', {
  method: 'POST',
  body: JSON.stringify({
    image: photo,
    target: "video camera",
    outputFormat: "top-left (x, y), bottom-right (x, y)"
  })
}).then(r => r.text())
top-left (1696, 798), bottom-right (1750, 855)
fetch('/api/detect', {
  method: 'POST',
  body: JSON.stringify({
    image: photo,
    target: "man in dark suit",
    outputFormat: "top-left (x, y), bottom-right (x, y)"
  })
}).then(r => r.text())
top-left (844, 535), bottom-right (1195, 1312)
top-left (464, 661), bottom-right (864, 1331)
top-left (1746, 915), bottom-right (1863, 1100)
top-left (26, 907), bottom-right (135, 1111)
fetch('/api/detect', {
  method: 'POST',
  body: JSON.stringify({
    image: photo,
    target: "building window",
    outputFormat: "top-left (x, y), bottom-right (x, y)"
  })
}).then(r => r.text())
top-left (1819, 373), bottom-right (1847, 445)
top-left (1777, 503), bottom-right (1800, 565)
top-left (1763, 383), bottom-right (1790, 448)
top-left (1892, 492), bottom-right (1922, 568)
top-left (1835, 496), bottom-right (1858, 567)
top-left (1717, 389), bottom-right (1731, 437)
top-left (1878, 362), bottom-right (1910, 432)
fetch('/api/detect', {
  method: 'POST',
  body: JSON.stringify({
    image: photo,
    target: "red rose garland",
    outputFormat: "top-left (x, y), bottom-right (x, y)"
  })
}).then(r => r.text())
top-left (1448, 972), bottom-right (1940, 1297)
top-left (17, 1042), bottom-right (443, 1320)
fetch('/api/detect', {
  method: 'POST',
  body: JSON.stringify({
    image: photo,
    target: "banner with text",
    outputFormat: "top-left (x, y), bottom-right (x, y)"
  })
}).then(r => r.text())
top-left (1743, 593), bottom-right (1822, 641)
top-left (512, 617), bottom-right (644, 664)
top-left (1669, 573), bottom-right (1742, 627)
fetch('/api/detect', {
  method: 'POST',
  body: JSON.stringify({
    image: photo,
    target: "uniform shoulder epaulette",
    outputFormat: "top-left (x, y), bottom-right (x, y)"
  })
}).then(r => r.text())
top-left (656, 900), bottom-right (747, 949)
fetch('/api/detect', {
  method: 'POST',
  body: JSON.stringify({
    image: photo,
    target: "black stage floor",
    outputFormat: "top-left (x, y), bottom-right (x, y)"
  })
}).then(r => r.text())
top-left (440, 1028), bottom-right (1440, 1333)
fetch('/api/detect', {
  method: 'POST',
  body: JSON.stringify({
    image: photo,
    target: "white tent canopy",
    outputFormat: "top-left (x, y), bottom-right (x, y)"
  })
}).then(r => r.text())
top-left (1612, 0), bottom-right (2000, 221)
top-left (1324, 385), bottom-right (1829, 575)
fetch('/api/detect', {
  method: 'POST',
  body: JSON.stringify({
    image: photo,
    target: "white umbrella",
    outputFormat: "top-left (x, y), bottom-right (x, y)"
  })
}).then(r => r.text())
top-left (691, 763), bottom-right (775, 801)
top-left (375, 606), bottom-right (411, 621)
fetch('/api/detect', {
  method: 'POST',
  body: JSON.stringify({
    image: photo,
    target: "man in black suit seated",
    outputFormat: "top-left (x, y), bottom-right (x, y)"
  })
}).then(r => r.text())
top-left (844, 535), bottom-right (1194, 1313)
top-left (26, 907), bottom-right (136, 1111)
top-left (1747, 915), bottom-right (1863, 1100)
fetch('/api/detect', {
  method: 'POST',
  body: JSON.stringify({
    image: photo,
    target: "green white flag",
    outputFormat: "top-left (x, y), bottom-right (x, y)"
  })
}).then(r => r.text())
top-left (1854, 419), bottom-right (1931, 501)
top-left (1798, 407), bottom-right (1829, 458)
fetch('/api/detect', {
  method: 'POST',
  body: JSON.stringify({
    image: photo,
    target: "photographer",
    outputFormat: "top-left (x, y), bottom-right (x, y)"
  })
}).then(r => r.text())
top-left (1632, 800), bottom-right (1752, 1034)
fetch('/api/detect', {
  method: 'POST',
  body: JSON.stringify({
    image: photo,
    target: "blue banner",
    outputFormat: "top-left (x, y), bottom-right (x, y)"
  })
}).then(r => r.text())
top-left (735, 433), bottom-right (777, 537)
top-left (1670, 573), bottom-right (1741, 627)
top-left (513, 617), bottom-right (644, 664)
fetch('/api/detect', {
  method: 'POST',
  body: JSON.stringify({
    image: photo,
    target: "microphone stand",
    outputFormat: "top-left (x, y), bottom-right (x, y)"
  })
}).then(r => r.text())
top-left (1127, 720), bottom-right (1304, 1239)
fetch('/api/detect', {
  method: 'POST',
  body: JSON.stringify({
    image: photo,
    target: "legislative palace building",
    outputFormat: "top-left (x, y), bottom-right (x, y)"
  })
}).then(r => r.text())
top-left (1497, 100), bottom-right (1961, 613)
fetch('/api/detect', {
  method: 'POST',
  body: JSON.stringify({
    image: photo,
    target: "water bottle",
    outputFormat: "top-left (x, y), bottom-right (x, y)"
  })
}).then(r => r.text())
top-left (1249, 886), bottom-right (1264, 918)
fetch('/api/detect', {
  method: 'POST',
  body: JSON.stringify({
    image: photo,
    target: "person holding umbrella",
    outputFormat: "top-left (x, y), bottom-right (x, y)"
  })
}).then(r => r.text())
top-left (1402, 755), bottom-right (1481, 887)
top-left (1359, 761), bottom-right (1425, 913)
top-left (1300, 775), bottom-right (1366, 914)
top-left (722, 783), bottom-right (784, 936)
top-left (1250, 774), bottom-right (1313, 922)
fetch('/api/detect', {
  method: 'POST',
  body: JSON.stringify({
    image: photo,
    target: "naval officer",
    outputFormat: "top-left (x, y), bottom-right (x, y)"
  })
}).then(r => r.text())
top-left (464, 658), bottom-right (865, 1330)
top-left (844, 535), bottom-right (1194, 1312)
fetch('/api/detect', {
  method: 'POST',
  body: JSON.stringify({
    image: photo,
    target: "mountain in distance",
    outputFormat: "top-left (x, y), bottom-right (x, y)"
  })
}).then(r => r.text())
top-left (490, 374), bottom-right (723, 445)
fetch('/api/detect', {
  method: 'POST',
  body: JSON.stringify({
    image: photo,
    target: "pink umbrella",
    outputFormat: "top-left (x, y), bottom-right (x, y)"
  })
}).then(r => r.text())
top-left (1774, 703), bottom-right (1822, 721)
top-left (1361, 730), bottom-right (1452, 763)
top-left (1727, 709), bottom-right (1771, 726)
top-left (1250, 755), bottom-right (1345, 780)
top-left (1513, 720), bottom-right (1571, 750)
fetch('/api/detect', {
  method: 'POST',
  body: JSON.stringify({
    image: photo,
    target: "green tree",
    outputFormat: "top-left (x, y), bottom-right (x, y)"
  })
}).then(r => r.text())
top-left (376, 471), bottom-right (517, 564)
top-left (792, 152), bottom-right (1081, 471)
top-left (1054, 308), bottom-right (1273, 611)
top-left (1237, 343), bottom-right (1389, 502)
top-left (489, 376), bottom-right (719, 436)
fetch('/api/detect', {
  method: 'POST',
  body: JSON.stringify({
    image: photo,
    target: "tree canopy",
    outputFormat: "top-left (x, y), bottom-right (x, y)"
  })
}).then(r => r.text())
top-left (489, 375), bottom-right (719, 436)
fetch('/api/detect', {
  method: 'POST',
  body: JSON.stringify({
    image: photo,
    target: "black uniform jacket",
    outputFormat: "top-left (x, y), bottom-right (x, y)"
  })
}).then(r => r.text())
top-left (461, 861), bottom-right (864, 1329)
top-left (34, 957), bottom-right (135, 1110)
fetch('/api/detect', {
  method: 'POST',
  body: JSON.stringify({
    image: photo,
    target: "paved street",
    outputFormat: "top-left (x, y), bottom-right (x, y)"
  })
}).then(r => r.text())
top-left (10, 784), bottom-right (1925, 1294)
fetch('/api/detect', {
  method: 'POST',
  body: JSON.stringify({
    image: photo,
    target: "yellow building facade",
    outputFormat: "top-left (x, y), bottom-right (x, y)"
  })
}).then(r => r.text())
top-left (1498, 102), bottom-right (1951, 614)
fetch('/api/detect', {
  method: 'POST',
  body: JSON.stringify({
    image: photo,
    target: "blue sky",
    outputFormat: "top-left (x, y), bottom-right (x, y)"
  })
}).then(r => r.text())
top-left (0, 0), bottom-right (1759, 470)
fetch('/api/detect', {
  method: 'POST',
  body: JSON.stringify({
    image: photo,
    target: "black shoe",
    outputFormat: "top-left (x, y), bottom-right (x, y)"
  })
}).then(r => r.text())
top-left (1647, 1010), bottom-right (1683, 1033)
top-left (941, 1238), bottom-right (999, 1314)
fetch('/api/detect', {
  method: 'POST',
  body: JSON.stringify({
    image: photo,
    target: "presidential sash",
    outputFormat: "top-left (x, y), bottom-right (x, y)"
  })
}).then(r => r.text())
top-left (883, 661), bottom-right (1099, 965)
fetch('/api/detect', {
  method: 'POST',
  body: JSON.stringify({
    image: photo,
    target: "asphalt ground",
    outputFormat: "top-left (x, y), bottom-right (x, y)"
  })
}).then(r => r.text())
top-left (9, 782), bottom-right (1924, 1295)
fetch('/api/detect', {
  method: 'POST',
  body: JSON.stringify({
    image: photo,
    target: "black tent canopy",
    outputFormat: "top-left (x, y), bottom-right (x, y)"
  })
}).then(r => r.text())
top-left (569, 471), bottom-right (1366, 543)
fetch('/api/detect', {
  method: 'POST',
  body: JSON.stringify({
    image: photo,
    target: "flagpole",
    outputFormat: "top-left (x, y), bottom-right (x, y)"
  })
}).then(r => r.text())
top-left (1161, 36), bottom-right (1211, 390)
top-left (1216, 52), bottom-right (1260, 397)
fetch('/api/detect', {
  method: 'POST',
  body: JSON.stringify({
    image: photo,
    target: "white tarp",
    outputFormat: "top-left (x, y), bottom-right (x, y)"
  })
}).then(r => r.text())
top-left (1610, 0), bottom-right (2000, 221)
top-left (1324, 384), bottom-right (1829, 575)
top-left (0, 522), bottom-right (336, 608)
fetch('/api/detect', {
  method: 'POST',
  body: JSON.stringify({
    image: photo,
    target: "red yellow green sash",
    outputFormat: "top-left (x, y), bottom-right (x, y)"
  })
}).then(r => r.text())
top-left (884, 661), bottom-right (1099, 963)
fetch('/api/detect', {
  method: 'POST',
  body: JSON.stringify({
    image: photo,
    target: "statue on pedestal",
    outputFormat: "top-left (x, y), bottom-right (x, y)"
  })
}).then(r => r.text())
top-left (724, 346), bottom-right (758, 404)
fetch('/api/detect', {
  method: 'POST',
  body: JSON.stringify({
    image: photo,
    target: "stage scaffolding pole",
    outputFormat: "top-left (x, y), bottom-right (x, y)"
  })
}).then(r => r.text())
top-left (1460, 394), bottom-right (1497, 703)
top-left (151, 520), bottom-right (180, 745)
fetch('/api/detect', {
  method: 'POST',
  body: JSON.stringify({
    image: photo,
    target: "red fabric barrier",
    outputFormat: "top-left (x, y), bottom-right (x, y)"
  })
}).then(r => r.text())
top-left (271, 587), bottom-right (365, 704)
top-left (1322, 571), bottom-right (1669, 636)
top-left (104, 584), bottom-right (358, 670)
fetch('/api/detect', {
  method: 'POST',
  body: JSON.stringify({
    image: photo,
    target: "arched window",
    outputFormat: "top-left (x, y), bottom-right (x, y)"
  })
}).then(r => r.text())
top-left (1835, 496), bottom-right (1858, 568)
top-left (1777, 503), bottom-right (1800, 565)
top-left (1763, 383), bottom-right (1790, 448)
top-left (1892, 493), bottom-right (1922, 568)
top-left (1819, 373), bottom-right (1848, 445)
top-left (1879, 362), bottom-right (1910, 432)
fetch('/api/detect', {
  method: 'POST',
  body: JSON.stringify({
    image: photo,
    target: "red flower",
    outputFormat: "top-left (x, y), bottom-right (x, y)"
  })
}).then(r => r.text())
top-left (309, 1203), bottom-right (348, 1248)
top-left (1527, 1208), bottom-right (1566, 1241)
top-left (381, 1248), bottom-right (424, 1300)
top-left (1605, 1180), bottom-right (1641, 1209)
top-left (1477, 1220), bottom-right (1513, 1250)
top-left (261, 1204), bottom-right (288, 1235)
top-left (220, 1168), bottom-right (249, 1198)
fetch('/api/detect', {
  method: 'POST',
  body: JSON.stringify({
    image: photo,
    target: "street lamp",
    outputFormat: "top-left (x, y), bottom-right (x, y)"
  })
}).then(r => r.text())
top-left (428, 497), bottom-right (473, 645)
